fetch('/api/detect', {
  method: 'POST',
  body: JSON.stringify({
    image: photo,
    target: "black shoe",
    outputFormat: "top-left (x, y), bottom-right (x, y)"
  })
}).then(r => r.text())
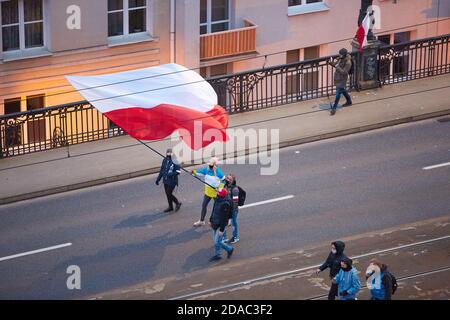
top-left (175, 202), bottom-right (182, 212)
top-left (164, 207), bottom-right (174, 213)
top-left (227, 248), bottom-right (234, 259)
top-left (330, 108), bottom-right (336, 116)
top-left (209, 255), bottom-right (222, 262)
top-left (343, 101), bottom-right (353, 107)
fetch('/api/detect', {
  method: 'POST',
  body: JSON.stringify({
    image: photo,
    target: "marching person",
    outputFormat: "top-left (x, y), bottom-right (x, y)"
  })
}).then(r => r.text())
top-left (191, 157), bottom-right (225, 227)
top-left (333, 257), bottom-right (361, 300)
top-left (209, 188), bottom-right (234, 261)
top-left (366, 259), bottom-right (395, 300)
top-left (223, 174), bottom-right (240, 244)
top-left (316, 241), bottom-right (347, 300)
top-left (156, 148), bottom-right (182, 213)
top-left (329, 48), bottom-right (353, 116)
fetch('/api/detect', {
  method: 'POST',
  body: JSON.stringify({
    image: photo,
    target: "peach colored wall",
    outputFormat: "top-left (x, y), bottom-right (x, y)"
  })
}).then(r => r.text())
top-left (232, 0), bottom-right (450, 73)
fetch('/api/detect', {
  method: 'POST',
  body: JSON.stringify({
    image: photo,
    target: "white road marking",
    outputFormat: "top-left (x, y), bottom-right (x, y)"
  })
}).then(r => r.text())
top-left (0, 243), bottom-right (72, 262)
top-left (423, 162), bottom-right (450, 170)
top-left (170, 234), bottom-right (450, 300)
top-left (239, 195), bottom-right (295, 209)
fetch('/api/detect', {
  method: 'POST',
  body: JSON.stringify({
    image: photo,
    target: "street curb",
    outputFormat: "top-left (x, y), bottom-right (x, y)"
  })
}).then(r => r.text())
top-left (2, 108), bottom-right (449, 205)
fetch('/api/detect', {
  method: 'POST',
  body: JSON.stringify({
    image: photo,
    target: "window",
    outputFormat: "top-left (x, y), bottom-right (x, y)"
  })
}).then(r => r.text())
top-left (1, 0), bottom-right (44, 52)
top-left (108, 0), bottom-right (147, 37)
top-left (4, 98), bottom-right (22, 147)
top-left (26, 94), bottom-right (46, 144)
top-left (286, 49), bottom-right (300, 63)
top-left (200, 63), bottom-right (229, 106)
top-left (200, 0), bottom-right (230, 35)
top-left (393, 32), bottom-right (410, 77)
top-left (377, 34), bottom-right (391, 45)
top-left (286, 46), bottom-right (320, 95)
top-left (288, 0), bottom-right (322, 6)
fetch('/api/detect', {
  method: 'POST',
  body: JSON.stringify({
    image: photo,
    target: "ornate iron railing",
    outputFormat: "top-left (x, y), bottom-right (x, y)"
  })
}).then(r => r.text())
top-left (1, 34), bottom-right (449, 158)
top-left (379, 34), bottom-right (450, 85)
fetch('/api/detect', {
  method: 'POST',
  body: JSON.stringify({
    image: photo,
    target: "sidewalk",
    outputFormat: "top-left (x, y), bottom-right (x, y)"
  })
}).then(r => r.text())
top-left (1, 74), bottom-right (450, 204)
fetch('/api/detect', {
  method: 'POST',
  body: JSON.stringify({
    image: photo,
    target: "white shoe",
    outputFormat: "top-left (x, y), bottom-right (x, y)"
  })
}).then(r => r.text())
top-left (193, 220), bottom-right (206, 227)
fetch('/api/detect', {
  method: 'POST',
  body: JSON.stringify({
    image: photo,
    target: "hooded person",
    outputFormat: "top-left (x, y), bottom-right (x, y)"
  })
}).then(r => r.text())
top-left (209, 188), bottom-right (234, 261)
top-left (329, 48), bottom-right (353, 116)
top-left (333, 257), bottom-right (361, 300)
top-left (223, 174), bottom-right (240, 244)
top-left (316, 241), bottom-right (347, 300)
top-left (366, 259), bottom-right (394, 300)
top-left (156, 148), bottom-right (182, 213)
top-left (191, 157), bottom-right (225, 227)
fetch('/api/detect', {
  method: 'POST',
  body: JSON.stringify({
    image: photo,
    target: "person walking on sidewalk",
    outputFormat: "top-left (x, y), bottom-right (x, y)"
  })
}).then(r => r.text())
top-left (209, 188), bottom-right (234, 262)
top-left (316, 241), bottom-right (347, 300)
top-left (366, 259), bottom-right (396, 300)
top-left (329, 48), bottom-right (353, 116)
top-left (191, 157), bottom-right (225, 227)
top-left (223, 174), bottom-right (240, 244)
top-left (156, 148), bottom-right (182, 213)
top-left (333, 257), bottom-right (361, 300)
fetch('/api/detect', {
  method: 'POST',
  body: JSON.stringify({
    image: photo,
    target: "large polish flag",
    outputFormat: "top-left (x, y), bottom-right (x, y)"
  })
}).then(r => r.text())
top-left (66, 63), bottom-right (228, 150)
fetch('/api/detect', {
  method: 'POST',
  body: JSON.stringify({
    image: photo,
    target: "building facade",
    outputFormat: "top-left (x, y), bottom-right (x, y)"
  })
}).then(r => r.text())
top-left (1, 0), bottom-right (449, 150)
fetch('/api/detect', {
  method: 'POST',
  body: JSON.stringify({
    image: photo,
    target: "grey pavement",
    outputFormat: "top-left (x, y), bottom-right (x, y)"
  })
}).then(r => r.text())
top-left (0, 117), bottom-right (449, 299)
top-left (1, 74), bottom-right (450, 203)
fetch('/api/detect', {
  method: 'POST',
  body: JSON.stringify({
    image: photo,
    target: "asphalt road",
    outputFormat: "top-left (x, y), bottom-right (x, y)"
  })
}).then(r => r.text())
top-left (0, 117), bottom-right (449, 299)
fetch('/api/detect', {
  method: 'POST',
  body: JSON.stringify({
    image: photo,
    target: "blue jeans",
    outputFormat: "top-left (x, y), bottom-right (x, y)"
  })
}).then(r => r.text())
top-left (333, 87), bottom-right (352, 110)
top-left (223, 208), bottom-right (238, 240)
top-left (213, 228), bottom-right (233, 257)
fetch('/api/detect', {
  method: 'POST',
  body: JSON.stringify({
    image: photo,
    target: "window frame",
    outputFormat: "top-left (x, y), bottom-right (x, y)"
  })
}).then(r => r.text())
top-left (200, 0), bottom-right (231, 35)
top-left (0, 0), bottom-right (46, 52)
top-left (108, 0), bottom-right (150, 39)
top-left (288, 0), bottom-right (323, 7)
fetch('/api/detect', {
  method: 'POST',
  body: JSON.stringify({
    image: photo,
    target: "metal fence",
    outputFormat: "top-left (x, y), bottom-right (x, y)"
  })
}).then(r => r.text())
top-left (379, 34), bottom-right (450, 85)
top-left (1, 34), bottom-right (449, 158)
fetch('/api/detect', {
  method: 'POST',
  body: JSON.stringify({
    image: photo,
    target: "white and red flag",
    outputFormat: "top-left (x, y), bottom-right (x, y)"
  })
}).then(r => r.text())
top-left (66, 63), bottom-right (228, 150)
top-left (356, 11), bottom-right (372, 51)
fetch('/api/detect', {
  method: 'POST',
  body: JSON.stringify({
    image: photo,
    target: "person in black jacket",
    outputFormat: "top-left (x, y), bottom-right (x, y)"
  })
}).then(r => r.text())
top-left (156, 148), bottom-right (182, 213)
top-left (316, 241), bottom-right (347, 300)
top-left (209, 188), bottom-right (234, 262)
top-left (366, 259), bottom-right (394, 300)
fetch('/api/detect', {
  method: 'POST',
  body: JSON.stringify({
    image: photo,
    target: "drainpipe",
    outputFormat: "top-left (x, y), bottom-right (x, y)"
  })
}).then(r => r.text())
top-left (170, 0), bottom-right (176, 63)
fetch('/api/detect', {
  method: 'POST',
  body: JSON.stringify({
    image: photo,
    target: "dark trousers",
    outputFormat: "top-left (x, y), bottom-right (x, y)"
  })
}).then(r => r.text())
top-left (164, 184), bottom-right (179, 210)
top-left (200, 195), bottom-right (213, 221)
top-left (332, 87), bottom-right (352, 110)
top-left (328, 282), bottom-right (339, 300)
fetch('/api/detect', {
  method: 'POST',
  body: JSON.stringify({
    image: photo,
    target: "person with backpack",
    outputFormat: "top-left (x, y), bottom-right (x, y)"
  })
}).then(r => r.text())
top-left (333, 257), bottom-right (361, 300)
top-left (223, 174), bottom-right (240, 244)
top-left (191, 157), bottom-right (225, 227)
top-left (316, 241), bottom-right (347, 300)
top-left (209, 188), bottom-right (234, 262)
top-left (329, 48), bottom-right (353, 116)
top-left (366, 259), bottom-right (397, 300)
top-left (156, 148), bottom-right (182, 213)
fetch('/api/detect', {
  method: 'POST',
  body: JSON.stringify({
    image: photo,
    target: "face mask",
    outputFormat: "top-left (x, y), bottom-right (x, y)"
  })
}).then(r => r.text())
top-left (209, 165), bottom-right (214, 169)
top-left (167, 154), bottom-right (172, 158)
top-left (331, 249), bottom-right (337, 254)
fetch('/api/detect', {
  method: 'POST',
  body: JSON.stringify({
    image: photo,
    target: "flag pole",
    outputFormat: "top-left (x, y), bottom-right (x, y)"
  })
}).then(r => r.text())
top-left (135, 138), bottom-right (218, 189)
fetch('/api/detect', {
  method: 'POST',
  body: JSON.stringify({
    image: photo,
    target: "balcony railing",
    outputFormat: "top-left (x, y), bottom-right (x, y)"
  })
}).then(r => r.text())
top-left (200, 20), bottom-right (257, 60)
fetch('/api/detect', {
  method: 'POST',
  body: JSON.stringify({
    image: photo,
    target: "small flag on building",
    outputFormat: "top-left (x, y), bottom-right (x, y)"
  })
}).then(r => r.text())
top-left (356, 11), bottom-right (373, 51)
top-left (66, 64), bottom-right (228, 150)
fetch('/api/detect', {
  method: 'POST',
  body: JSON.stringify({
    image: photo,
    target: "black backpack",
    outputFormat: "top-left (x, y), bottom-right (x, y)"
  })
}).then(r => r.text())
top-left (237, 186), bottom-right (246, 206)
top-left (385, 272), bottom-right (398, 294)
